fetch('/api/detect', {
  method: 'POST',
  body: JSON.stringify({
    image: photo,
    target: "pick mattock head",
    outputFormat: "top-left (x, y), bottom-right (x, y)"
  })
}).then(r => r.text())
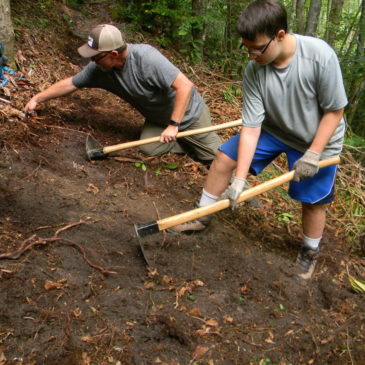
top-left (134, 221), bottom-right (160, 238)
top-left (86, 134), bottom-right (108, 160)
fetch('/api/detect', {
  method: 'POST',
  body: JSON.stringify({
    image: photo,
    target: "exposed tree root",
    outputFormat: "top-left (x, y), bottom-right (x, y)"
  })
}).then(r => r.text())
top-left (0, 219), bottom-right (117, 275)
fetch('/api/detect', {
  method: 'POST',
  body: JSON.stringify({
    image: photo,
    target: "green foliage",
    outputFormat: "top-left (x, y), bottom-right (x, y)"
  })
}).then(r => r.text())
top-left (164, 163), bottom-right (178, 170)
top-left (276, 213), bottom-right (294, 224)
top-left (344, 130), bottom-right (365, 165)
top-left (67, 0), bottom-right (87, 10)
top-left (222, 84), bottom-right (243, 104)
top-left (135, 161), bottom-right (147, 171)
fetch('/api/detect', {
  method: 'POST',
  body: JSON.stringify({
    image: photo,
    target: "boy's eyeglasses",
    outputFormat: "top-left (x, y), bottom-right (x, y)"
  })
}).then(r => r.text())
top-left (240, 37), bottom-right (274, 56)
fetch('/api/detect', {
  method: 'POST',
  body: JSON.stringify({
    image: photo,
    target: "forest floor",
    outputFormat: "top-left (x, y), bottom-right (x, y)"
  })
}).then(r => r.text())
top-left (0, 1), bottom-right (364, 364)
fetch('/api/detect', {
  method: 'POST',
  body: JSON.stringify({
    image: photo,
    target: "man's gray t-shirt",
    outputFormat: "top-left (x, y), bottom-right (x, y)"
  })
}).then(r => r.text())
top-left (242, 34), bottom-right (348, 158)
top-left (72, 44), bottom-right (203, 130)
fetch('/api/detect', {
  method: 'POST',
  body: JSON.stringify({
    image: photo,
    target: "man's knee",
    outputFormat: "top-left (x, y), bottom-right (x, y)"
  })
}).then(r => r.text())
top-left (139, 142), bottom-right (164, 156)
top-left (140, 141), bottom-right (185, 156)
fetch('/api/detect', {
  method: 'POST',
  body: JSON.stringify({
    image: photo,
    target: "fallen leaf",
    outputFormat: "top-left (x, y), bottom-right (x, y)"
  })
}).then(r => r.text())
top-left (177, 287), bottom-right (187, 297)
top-left (114, 157), bottom-right (139, 163)
top-left (205, 318), bottom-right (218, 327)
top-left (240, 284), bottom-right (249, 293)
top-left (87, 183), bottom-right (99, 194)
top-left (161, 275), bottom-right (173, 286)
top-left (193, 279), bottom-right (204, 287)
top-left (348, 274), bottom-right (365, 293)
top-left (196, 329), bottom-right (208, 337)
top-left (192, 345), bottom-right (209, 360)
top-left (81, 352), bottom-right (91, 365)
top-left (224, 316), bottom-right (234, 323)
top-left (90, 306), bottom-right (98, 314)
top-left (189, 308), bottom-right (202, 317)
top-left (0, 350), bottom-right (7, 365)
top-left (73, 308), bottom-right (82, 318)
top-left (81, 336), bottom-right (93, 343)
top-left (44, 280), bottom-right (64, 291)
top-left (320, 336), bottom-right (334, 344)
top-left (144, 281), bottom-right (155, 289)
top-left (211, 109), bottom-right (224, 115)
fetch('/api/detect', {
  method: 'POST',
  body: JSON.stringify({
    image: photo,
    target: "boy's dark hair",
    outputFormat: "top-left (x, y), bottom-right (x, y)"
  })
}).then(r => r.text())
top-left (238, 0), bottom-right (288, 41)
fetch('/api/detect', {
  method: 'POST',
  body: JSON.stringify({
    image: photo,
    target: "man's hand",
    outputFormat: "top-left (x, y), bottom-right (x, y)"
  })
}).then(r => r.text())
top-left (293, 150), bottom-right (320, 182)
top-left (220, 177), bottom-right (249, 210)
top-left (160, 125), bottom-right (179, 143)
top-left (24, 98), bottom-right (39, 115)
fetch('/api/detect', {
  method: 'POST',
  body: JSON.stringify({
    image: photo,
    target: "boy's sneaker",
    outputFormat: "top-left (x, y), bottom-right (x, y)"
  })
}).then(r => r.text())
top-left (296, 244), bottom-right (320, 280)
top-left (167, 215), bottom-right (211, 234)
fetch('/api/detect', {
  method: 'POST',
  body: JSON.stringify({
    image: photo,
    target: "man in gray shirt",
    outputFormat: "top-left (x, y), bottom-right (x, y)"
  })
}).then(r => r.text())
top-left (171, 0), bottom-right (347, 280)
top-left (25, 24), bottom-right (221, 161)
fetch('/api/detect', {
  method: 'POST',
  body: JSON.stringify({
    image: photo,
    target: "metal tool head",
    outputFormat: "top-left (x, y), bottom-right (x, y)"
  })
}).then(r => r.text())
top-left (86, 134), bottom-right (108, 160)
top-left (134, 224), bottom-right (156, 267)
top-left (134, 221), bottom-right (160, 238)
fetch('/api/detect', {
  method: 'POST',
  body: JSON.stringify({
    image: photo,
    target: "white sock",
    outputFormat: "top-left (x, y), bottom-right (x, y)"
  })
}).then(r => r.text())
top-left (199, 189), bottom-right (219, 207)
top-left (303, 234), bottom-right (322, 250)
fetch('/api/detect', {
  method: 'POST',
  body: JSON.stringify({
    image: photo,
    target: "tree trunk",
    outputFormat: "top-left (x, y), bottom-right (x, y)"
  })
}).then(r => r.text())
top-left (296, 0), bottom-right (307, 34)
top-left (305, 0), bottom-right (322, 36)
top-left (0, 0), bottom-right (15, 67)
top-left (290, 0), bottom-right (298, 32)
top-left (358, 0), bottom-right (365, 56)
top-left (192, 0), bottom-right (206, 56)
top-left (325, 0), bottom-right (345, 46)
top-left (224, 0), bottom-right (233, 57)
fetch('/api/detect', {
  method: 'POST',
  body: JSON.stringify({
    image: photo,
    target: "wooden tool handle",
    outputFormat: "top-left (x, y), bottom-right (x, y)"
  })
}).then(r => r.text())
top-left (103, 119), bottom-right (242, 154)
top-left (158, 156), bottom-right (340, 231)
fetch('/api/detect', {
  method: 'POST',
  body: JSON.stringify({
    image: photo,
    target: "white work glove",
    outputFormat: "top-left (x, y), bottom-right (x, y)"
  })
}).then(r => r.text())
top-left (293, 150), bottom-right (320, 182)
top-left (220, 177), bottom-right (249, 210)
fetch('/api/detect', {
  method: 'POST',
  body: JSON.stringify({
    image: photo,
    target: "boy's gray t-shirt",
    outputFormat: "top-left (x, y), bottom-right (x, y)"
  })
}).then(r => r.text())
top-left (242, 34), bottom-right (348, 158)
top-left (72, 44), bottom-right (203, 130)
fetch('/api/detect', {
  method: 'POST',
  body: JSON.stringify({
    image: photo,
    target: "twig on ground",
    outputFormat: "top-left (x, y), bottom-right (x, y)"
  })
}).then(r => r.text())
top-left (0, 97), bottom-right (11, 104)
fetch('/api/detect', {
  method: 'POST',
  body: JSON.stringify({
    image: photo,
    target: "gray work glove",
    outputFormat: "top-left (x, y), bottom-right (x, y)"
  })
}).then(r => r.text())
top-left (293, 150), bottom-right (320, 182)
top-left (220, 177), bottom-right (249, 210)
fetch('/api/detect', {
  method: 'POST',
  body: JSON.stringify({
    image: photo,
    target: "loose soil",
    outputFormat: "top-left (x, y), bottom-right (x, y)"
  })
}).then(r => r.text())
top-left (0, 2), bottom-right (364, 364)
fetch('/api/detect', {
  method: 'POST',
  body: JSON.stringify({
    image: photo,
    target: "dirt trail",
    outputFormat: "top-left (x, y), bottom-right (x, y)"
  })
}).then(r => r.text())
top-left (0, 1), bottom-right (364, 364)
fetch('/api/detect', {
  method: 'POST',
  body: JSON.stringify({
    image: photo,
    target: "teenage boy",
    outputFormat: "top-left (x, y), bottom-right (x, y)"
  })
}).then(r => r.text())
top-left (171, 0), bottom-right (347, 279)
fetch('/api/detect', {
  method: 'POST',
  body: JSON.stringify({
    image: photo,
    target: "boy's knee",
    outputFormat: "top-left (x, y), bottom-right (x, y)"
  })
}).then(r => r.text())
top-left (214, 150), bottom-right (236, 171)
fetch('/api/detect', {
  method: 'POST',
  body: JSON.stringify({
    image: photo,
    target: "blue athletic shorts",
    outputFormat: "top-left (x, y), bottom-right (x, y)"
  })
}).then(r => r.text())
top-left (219, 130), bottom-right (337, 204)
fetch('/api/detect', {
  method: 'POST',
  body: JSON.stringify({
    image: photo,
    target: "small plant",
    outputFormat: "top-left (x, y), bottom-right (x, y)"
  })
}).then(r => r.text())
top-left (135, 161), bottom-right (147, 171)
top-left (276, 212), bottom-right (294, 224)
top-left (164, 163), bottom-right (178, 170)
top-left (186, 293), bottom-right (195, 301)
top-left (222, 84), bottom-right (242, 104)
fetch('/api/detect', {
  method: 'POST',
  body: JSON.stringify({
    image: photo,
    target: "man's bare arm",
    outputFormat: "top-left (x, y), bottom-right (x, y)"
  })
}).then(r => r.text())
top-left (25, 77), bottom-right (78, 113)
